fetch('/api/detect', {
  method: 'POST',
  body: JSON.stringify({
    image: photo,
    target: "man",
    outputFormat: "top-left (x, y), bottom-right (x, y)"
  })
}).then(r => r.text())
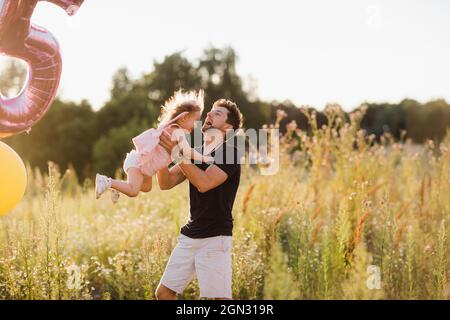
top-left (155, 98), bottom-right (243, 300)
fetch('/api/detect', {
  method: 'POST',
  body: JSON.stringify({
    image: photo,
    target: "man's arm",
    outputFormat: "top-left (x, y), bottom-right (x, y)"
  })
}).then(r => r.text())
top-left (176, 131), bottom-right (214, 163)
top-left (157, 129), bottom-right (186, 190)
top-left (156, 164), bottom-right (186, 190)
top-left (158, 128), bottom-right (227, 192)
top-left (178, 162), bottom-right (228, 193)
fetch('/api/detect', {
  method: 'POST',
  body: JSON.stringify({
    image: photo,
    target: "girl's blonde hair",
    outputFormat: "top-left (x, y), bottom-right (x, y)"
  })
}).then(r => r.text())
top-left (158, 89), bottom-right (204, 126)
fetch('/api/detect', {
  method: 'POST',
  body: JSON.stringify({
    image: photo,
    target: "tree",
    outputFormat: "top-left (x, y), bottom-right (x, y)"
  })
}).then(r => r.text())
top-left (198, 46), bottom-right (271, 129)
top-left (96, 67), bottom-right (159, 138)
top-left (423, 99), bottom-right (450, 142)
top-left (141, 52), bottom-right (203, 108)
top-left (110, 67), bottom-right (133, 100)
top-left (93, 117), bottom-right (151, 177)
top-left (0, 59), bottom-right (27, 97)
top-left (5, 99), bottom-right (97, 180)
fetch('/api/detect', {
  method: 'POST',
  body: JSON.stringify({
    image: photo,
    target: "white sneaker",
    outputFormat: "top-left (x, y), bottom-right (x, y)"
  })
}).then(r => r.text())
top-left (110, 189), bottom-right (120, 204)
top-left (95, 174), bottom-right (111, 199)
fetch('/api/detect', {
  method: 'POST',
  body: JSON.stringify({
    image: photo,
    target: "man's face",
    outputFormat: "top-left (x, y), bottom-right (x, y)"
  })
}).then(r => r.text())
top-left (202, 106), bottom-right (232, 133)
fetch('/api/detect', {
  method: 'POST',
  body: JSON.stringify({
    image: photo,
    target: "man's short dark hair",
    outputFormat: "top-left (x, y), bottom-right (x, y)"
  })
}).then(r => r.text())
top-left (213, 99), bottom-right (243, 130)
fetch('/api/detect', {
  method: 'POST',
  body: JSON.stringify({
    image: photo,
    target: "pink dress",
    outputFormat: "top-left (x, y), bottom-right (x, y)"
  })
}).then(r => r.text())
top-left (131, 128), bottom-right (172, 176)
top-left (129, 112), bottom-right (187, 177)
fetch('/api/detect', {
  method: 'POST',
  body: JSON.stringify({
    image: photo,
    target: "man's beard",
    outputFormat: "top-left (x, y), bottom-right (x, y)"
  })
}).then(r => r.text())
top-left (201, 126), bottom-right (212, 133)
top-left (201, 123), bottom-right (214, 132)
top-left (202, 117), bottom-right (214, 132)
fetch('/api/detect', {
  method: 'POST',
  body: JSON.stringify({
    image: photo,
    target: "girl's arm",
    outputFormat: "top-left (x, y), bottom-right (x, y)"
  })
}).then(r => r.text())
top-left (156, 164), bottom-right (186, 190)
top-left (172, 129), bottom-right (214, 163)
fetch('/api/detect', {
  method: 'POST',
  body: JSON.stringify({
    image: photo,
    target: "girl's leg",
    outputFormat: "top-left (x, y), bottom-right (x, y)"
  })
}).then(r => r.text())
top-left (111, 168), bottom-right (143, 198)
top-left (141, 175), bottom-right (152, 193)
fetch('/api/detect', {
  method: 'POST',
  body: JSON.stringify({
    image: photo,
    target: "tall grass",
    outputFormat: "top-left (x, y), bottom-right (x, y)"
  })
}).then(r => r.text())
top-left (0, 107), bottom-right (449, 299)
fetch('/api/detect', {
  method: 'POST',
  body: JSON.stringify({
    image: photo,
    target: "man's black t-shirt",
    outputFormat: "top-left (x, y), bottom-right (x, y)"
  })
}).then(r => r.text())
top-left (180, 141), bottom-right (241, 239)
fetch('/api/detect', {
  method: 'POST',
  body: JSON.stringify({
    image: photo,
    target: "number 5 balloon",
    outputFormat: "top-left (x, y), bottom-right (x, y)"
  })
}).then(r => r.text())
top-left (0, 0), bottom-right (84, 138)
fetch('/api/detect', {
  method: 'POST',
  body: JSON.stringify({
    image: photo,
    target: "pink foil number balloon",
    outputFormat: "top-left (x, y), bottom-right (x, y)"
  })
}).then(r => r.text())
top-left (0, 0), bottom-right (84, 138)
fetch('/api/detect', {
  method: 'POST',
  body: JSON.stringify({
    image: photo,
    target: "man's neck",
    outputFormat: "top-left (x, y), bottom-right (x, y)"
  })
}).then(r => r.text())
top-left (202, 129), bottom-right (225, 155)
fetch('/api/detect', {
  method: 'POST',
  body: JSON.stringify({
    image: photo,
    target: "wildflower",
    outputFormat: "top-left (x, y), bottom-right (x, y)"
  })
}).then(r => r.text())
top-left (291, 150), bottom-right (303, 162)
top-left (286, 120), bottom-right (297, 133)
top-left (325, 104), bottom-right (342, 114)
top-left (363, 199), bottom-right (373, 208)
top-left (66, 264), bottom-right (82, 290)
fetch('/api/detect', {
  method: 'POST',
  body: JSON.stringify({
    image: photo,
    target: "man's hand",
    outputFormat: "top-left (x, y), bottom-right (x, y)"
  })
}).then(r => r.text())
top-left (159, 129), bottom-right (178, 155)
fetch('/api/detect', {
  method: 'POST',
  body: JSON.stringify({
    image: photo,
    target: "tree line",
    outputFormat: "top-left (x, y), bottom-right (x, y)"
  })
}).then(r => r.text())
top-left (2, 46), bottom-right (449, 181)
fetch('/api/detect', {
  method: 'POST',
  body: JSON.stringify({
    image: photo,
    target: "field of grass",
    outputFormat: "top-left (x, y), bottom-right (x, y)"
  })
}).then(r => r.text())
top-left (0, 108), bottom-right (449, 300)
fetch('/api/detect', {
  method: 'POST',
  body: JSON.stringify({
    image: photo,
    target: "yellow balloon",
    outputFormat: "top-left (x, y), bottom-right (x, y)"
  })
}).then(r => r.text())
top-left (0, 141), bottom-right (27, 216)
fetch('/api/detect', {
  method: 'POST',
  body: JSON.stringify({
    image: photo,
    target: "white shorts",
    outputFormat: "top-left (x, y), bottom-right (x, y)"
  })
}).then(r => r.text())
top-left (123, 150), bottom-right (140, 173)
top-left (160, 234), bottom-right (233, 299)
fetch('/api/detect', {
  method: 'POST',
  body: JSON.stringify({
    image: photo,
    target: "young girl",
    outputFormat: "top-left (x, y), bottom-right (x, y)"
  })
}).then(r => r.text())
top-left (95, 90), bottom-right (213, 203)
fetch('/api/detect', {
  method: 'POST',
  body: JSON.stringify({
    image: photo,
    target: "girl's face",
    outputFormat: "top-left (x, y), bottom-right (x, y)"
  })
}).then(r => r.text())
top-left (179, 111), bottom-right (201, 132)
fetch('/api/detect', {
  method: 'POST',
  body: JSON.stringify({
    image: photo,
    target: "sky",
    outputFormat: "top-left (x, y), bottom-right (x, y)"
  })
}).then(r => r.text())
top-left (2, 0), bottom-right (450, 111)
